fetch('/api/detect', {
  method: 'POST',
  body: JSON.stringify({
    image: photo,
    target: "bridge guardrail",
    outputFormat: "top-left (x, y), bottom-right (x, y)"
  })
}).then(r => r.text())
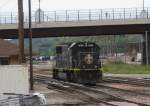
top-left (0, 7), bottom-right (149, 24)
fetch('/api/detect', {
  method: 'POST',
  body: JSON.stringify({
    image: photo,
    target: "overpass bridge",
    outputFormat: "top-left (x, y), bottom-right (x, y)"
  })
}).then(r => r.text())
top-left (0, 7), bottom-right (150, 38)
top-left (0, 7), bottom-right (150, 64)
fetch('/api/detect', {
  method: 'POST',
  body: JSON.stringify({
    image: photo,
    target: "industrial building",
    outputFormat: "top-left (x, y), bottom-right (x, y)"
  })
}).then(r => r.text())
top-left (0, 39), bottom-right (27, 65)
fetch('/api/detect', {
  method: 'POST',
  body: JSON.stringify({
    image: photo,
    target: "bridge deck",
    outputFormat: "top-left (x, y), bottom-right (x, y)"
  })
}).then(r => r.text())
top-left (0, 19), bottom-right (150, 29)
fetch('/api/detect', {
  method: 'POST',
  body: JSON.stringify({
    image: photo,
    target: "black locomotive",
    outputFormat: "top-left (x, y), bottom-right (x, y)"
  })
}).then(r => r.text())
top-left (53, 42), bottom-right (102, 84)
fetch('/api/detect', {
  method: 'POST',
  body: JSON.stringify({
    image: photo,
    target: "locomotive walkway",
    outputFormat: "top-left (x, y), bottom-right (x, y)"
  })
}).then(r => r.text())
top-left (0, 7), bottom-right (150, 38)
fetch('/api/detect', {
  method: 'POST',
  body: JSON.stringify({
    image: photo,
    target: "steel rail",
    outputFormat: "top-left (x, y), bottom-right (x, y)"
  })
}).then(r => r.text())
top-left (104, 76), bottom-right (150, 86)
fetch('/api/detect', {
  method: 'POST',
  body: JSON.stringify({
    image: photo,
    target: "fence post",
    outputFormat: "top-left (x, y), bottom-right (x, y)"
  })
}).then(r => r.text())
top-left (130, 13), bottom-right (131, 19)
top-left (57, 16), bottom-right (59, 22)
top-left (54, 11), bottom-right (56, 22)
top-left (147, 8), bottom-right (149, 19)
top-left (66, 10), bottom-right (68, 22)
top-left (47, 16), bottom-right (48, 22)
top-left (5, 17), bottom-right (6, 24)
top-left (35, 13), bottom-right (37, 23)
top-left (112, 9), bottom-right (114, 20)
top-left (124, 8), bottom-right (125, 20)
top-left (43, 11), bottom-right (44, 22)
top-left (89, 9), bottom-right (91, 21)
top-left (99, 9), bottom-right (101, 20)
top-left (26, 16), bottom-right (28, 23)
top-left (101, 9), bottom-right (103, 20)
top-left (11, 12), bottom-right (13, 24)
top-left (119, 13), bottom-right (121, 19)
top-left (136, 8), bottom-right (138, 19)
top-left (78, 10), bottom-right (80, 21)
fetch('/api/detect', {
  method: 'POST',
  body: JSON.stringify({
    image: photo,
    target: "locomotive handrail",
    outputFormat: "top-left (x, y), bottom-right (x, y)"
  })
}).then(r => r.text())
top-left (0, 7), bottom-right (150, 24)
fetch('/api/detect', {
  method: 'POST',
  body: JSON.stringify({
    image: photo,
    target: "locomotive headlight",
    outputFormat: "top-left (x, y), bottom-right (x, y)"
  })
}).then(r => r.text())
top-left (95, 65), bottom-right (98, 68)
top-left (84, 54), bottom-right (94, 64)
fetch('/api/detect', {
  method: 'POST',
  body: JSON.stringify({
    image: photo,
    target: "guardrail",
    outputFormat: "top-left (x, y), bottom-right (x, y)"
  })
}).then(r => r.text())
top-left (0, 7), bottom-right (150, 24)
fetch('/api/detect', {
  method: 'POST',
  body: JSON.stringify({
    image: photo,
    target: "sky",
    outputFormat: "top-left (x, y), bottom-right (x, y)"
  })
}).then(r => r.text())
top-left (0, 0), bottom-right (149, 12)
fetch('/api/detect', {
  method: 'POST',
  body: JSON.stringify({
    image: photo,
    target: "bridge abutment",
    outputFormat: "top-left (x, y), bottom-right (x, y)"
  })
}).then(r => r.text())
top-left (142, 32), bottom-right (150, 65)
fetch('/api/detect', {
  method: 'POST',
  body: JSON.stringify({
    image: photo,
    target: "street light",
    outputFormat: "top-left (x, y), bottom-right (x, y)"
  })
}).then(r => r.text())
top-left (143, 0), bottom-right (145, 10)
top-left (140, 0), bottom-right (147, 18)
top-left (39, 0), bottom-right (41, 23)
top-left (28, 0), bottom-right (33, 90)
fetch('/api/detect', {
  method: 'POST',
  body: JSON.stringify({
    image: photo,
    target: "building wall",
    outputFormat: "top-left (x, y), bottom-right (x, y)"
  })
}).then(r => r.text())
top-left (0, 55), bottom-right (19, 65)
top-left (0, 57), bottom-right (10, 65)
top-left (10, 55), bottom-right (19, 65)
top-left (127, 43), bottom-right (142, 56)
top-left (0, 65), bottom-right (29, 98)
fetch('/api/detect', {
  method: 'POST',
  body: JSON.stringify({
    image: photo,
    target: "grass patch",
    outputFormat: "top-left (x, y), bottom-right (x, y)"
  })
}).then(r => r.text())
top-left (103, 62), bottom-right (150, 74)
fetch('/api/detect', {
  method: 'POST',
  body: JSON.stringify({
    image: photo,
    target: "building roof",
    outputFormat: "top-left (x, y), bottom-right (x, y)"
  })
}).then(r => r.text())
top-left (0, 39), bottom-right (28, 57)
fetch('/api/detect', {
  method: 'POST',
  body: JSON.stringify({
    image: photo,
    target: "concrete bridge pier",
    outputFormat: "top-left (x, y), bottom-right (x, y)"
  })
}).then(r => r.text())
top-left (142, 31), bottom-right (150, 65)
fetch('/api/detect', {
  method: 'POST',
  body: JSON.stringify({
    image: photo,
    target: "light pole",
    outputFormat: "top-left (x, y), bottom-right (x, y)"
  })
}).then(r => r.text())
top-left (28, 0), bottom-right (33, 90)
top-left (143, 0), bottom-right (145, 10)
top-left (38, 0), bottom-right (41, 23)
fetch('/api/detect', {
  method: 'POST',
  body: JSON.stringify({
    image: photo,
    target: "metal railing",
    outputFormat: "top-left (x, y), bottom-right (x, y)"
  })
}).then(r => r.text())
top-left (0, 7), bottom-right (150, 24)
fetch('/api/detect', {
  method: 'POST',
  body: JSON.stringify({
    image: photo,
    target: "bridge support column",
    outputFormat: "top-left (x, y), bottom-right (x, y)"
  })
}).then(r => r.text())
top-left (142, 31), bottom-right (150, 65)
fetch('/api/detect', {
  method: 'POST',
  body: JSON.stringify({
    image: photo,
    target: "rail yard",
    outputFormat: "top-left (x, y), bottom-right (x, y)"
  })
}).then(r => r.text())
top-left (32, 63), bottom-right (150, 106)
top-left (0, 1), bottom-right (150, 105)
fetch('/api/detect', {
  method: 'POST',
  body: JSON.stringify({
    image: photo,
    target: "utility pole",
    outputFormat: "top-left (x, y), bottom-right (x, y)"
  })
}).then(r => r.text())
top-left (18, 0), bottom-right (25, 63)
top-left (28, 0), bottom-right (34, 90)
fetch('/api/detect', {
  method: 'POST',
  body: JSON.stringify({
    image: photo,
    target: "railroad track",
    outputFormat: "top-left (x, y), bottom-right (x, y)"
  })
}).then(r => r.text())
top-left (96, 83), bottom-right (150, 97)
top-left (34, 75), bottom-right (116, 106)
top-left (95, 84), bottom-right (150, 105)
top-left (34, 75), bottom-right (150, 106)
top-left (104, 76), bottom-right (150, 86)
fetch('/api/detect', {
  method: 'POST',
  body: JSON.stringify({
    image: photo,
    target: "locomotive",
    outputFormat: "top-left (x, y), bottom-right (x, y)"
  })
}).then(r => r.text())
top-left (53, 42), bottom-right (102, 84)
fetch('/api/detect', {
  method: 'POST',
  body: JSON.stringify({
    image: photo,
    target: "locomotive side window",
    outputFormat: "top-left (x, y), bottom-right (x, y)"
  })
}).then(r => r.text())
top-left (56, 46), bottom-right (62, 54)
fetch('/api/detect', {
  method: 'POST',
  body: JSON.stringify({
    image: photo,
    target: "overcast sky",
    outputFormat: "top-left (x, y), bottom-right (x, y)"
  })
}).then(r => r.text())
top-left (0, 0), bottom-right (149, 12)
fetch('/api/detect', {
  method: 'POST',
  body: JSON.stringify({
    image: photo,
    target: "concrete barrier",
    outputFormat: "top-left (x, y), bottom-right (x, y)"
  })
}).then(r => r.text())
top-left (0, 65), bottom-right (29, 99)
